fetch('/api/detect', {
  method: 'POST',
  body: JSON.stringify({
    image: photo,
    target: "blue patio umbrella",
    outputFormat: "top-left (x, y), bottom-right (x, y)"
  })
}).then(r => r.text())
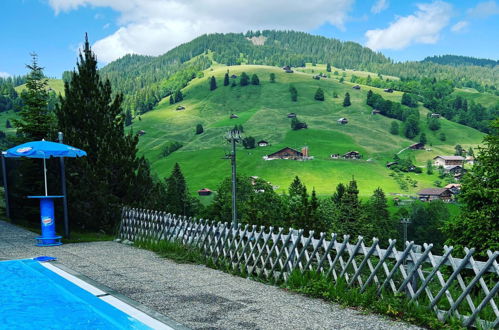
top-left (3, 140), bottom-right (87, 246)
top-left (4, 140), bottom-right (87, 196)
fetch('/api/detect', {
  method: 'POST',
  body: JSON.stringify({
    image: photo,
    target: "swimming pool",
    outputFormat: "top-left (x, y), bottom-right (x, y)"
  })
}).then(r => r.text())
top-left (0, 259), bottom-right (172, 329)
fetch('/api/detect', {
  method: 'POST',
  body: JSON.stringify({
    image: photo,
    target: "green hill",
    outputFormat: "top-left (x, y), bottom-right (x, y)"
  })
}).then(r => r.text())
top-left (14, 78), bottom-right (64, 95)
top-left (129, 64), bottom-right (485, 197)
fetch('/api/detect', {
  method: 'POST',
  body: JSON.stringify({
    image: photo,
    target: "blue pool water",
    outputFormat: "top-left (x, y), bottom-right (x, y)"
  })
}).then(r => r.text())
top-left (0, 259), bottom-right (151, 329)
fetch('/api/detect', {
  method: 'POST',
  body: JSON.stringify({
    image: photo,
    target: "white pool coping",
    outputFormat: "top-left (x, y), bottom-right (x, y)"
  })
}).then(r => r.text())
top-left (39, 262), bottom-right (174, 330)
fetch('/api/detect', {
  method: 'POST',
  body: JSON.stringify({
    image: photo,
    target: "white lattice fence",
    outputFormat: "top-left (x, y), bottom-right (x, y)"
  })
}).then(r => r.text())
top-left (118, 207), bottom-right (498, 328)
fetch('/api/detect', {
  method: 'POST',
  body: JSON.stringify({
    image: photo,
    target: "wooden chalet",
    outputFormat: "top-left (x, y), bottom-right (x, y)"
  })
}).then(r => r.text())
top-left (330, 154), bottom-right (340, 159)
top-left (230, 114), bottom-right (239, 119)
top-left (445, 183), bottom-right (461, 195)
top-left (409, 142), bottom-right (425, 150)
top-left (176, 105), bottom-right (185, 111)
top-left (386, 161), bottom-right (398, 168)
top-left (433, 156), bottom-right (465, 168)
top-left (417, 188), bottom-right (452, 202)
top-left (430, 113), bottom-right (441, 118)
top-left (343, 151), bottom-right (361, 159)
top-left (287, 113), bottom-right (297, 118)
top-left (445, 165), bottom-right (466, 175)
top-left (383, 88), bottom-right (394, 93)
top-left (313, 75), bottom-right (321, 80)
top-left (265, 147), bottom-right (303, 160)
top-left (337, 118), bottom-right (348, 125)
top-left (138, 130), bottom-right (146, 136)
top-left (352, 85), bottom-right (361, 90)
top-left (294, 122), bottom-right (308, 130)
top-left (257, 140), bottom-right (269, 147)
top-left (466, 156), bottom-right (475, 165)
top-left (371, 109), bottom-right (381, 115)
top-left (197, 188), bottom-right (213, 196)
top-left (282, 66), bottom-right (291, 71)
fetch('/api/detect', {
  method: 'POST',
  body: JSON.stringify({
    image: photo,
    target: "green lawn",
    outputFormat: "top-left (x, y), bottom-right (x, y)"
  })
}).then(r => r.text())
top-left (130, 64), bottom-right (484, 197)
top-left (14, 78), bottom-right (65, 95)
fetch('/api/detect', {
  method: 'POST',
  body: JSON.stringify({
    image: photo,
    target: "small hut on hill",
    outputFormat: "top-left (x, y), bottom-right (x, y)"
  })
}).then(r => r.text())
top-left (230, 114), bottom-right (239, 119)
top-left (337, 118), bottom-right (348, 125)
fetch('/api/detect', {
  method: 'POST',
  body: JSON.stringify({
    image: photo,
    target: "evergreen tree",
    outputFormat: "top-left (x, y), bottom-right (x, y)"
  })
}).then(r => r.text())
top-left (404, 115), bottom-right (420, 138)
top-left (445, 120), bottom-right (499, 256)
top-left (289, 85), bottom-right (298, 102)
top-left (13, 53), bottom-right (54, 141)
top-left (428, 117), bottom-right (441, 131)
top-left (326, 63), bottom-right (332, 72)
top-left (209, 76), bottom-right (217, 91)
top-left (251, 74), bottom-right (260, 85)
top-left (331, 183), bottom-right (345, 205)
top-left (169, 95), bottom-right (174, 104)
top-left (223, 73), bottom-right (229, 86)
top-left (6, 119), bottom-right (11, 129)
top-left (366, 90), bottom-right (373, 105)
top-left (240, 72), bottom-right (250, 86)
top-left (333, 91), bottom-right (338, 98)
top-left (269, 73), bottom-right (276, 83)
top-left (289, 176), bottom-right (306, 197)
top-left (165, 163), bottom-right (192, 216)
top-left (467, 147), bottom-right (474, 157)
top-left (314, 87), bottom-right (325, 101)
top-left (195, 123), bottom-right (204, 134)
top-left (439, 132), bottom-right (446, 141)
top-left (390, 121), bottom-right (399, 135)
top-left (366, 188), bottom-right (394, 243)
top-left (426, 160), bottom-right (433, 174)
top-left (56, 35), bottom-right (165, 232)
top-left (174, 90), bottom-right (183, 103)
top-left (419, 132), bottom-right (427, 145)
top-left (401, 92), bottom-right (417, 107)
top-left (334, 179), bottom-right (363, 237)
top-left (454, 144), bottom-right (464, 156)
top-left (124, 109), bottom-right (132, 126)
top-left (343, 92), bottom-right (351, 107)
top-left (242, 136), bottom-right (256, 149)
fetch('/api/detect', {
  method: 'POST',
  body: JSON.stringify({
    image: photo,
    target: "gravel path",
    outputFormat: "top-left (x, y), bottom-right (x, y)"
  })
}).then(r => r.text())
top-left (0, 220), bottom-right (421, 330)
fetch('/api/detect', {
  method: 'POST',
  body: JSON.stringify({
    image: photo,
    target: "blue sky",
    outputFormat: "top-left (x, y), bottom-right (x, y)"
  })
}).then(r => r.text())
top-left (1, 0), bottom-right (498, 78)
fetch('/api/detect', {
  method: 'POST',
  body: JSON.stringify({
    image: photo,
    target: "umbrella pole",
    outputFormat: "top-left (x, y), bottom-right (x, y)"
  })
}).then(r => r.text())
top-left (43, 157), bottom-right (48, 196)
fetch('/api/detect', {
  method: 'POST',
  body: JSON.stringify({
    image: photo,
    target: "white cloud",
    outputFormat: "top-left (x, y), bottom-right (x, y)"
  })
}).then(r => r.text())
top-left (365, 1), bottom-right (453, 51)
top-left (0, 72), bottom-right (11, 78)
top-left (371, 0), bottom-right (389, 14)
top-left (467, 1), bottom-right (499, 18)
top-left (48, 0), bottom-right (355, 63)
top-left (451, 20), bottom-right (469, 32)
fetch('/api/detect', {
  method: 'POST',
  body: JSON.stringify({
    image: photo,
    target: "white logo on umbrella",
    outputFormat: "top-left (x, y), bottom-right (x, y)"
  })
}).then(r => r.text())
top-left (16, 147), bottom-right (33, 153)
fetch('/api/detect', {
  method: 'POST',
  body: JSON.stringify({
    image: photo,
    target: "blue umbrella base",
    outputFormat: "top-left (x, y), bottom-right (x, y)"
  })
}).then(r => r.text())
top-left (35, 236), bottom-right (62, 247)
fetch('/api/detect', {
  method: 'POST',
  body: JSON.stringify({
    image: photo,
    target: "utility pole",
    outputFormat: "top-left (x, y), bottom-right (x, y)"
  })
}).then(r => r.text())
top-left (400, 217), bottom-right (411, 245)
top-left (58, 132), bottom-right (70, 239)
top-left (225, 129), bottom-right (241, 228)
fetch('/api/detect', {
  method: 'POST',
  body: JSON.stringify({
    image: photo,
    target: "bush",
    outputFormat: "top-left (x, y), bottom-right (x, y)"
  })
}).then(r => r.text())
top-left (162, 141), bottom-right (183, 157)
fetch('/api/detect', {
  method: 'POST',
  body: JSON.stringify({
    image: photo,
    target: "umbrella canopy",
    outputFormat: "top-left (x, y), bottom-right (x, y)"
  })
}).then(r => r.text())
top-left (4, 140), bottom-right (87, 159)
top-left (3, 140), bottom-right (87, 196)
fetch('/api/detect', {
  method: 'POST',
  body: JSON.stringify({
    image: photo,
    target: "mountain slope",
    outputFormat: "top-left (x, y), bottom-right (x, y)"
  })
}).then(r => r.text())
top-left (423, 55), bottom-right (499, 68)
top-left (129, 64), bottom-right (484, 196)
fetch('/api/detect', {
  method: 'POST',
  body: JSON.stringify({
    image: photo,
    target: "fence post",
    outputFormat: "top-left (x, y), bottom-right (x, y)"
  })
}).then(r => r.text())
top-left (406, 244), bottom-right (422, 296)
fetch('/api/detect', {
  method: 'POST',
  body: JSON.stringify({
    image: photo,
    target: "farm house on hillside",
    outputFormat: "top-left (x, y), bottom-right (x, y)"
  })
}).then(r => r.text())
top-left (409, 142), bottom-right (425, 150)
top-left (343, 151), bottom-right (361, 159)
top-left (433, 156), bottom-right (465, 168)
top-left (257, 140), bottom-right (269, 147)
top-left (337, 118), bottom-right (348, 125)
top-left (417, 188), bottom-right (453, 202)
top-left (384, 88), bottom-right (394, 93)
top-left (230, 114), bottom-right (239, 119)
top-left (197, 188), bottom-right (213, 196)
top-left (287, 113), bottom-right (297, 118)
top-left (264, 147), bottom-right (312, 161)
top-left (352, 85), bottom-right (361, 90)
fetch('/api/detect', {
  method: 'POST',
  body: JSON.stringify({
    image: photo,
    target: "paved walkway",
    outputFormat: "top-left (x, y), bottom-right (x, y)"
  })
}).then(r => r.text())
top-left (0, 220), bottom-right (421, 330)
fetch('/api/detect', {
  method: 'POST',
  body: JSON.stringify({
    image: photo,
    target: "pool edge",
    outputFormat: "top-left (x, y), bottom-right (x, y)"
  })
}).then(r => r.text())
top-left (45, 261), bottom-right (190, 330)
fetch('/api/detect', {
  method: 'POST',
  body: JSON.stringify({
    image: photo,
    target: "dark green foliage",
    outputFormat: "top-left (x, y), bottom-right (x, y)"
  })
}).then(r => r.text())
top-left (5, 119), bottom-right (12, 128)
top-left (426, 160), bottom-right (433, 174)
top-left (314, 88), bottom-right (325, 101)
top-left (289, 85), bottom-right (298, 102)
top-left (55, 35), bottom-right (166, 232)
top-left (165, 163), bottom-right (193, 216)
top-left (390, 121), bottom-right (399, 135)
top-left (332, 179), bottom-right (364, 237)
top-left (223, 73), bottom-right (229, 86)
top-left (251, 74), bottom-right (260, 85)
top-left (289, 176), bottom-right (306, 197)
top-left (454, 144), bottom-right (464, 156)
top-left (209, 76), bottom-right (217, 91)
top-left (445, 120), bottom-right (499, 256)
top-left (269, 73), bottom-right (276, 83)
top-left (162, 141), bottom-right (183, 157)
top-left (367, 92), bottom-right (419, 122)
top-left (331, 183), bottom-right (345, 205)
top-left (124, 109), bottom-right (132, 126)
top-left (332, 91), bottom-right (338, 98)
top-left (403, 115), bottom-right (420, 139)
top-left (343, 92), bottom-right (351, 107)
top-left (291, 117), bottom-right (307, 130)
top-left (242, 136), bottom-right (256, 149)
top-left (365, 188), bottom-right (395, 243)
top-left (439, 132), bottom-right (446, 141)
top-left (423, 54), bottom-right (499, 68)
top-left (240, 72), bottom-right (250, 86)
top-left (233, 124), bottom-right (244, 133)
top-left (419, 132), bottom-right (427, 145)
top-left (195, 123), bottom-right (203, 134)
top-left (389, 158), bottom-right (418, 173)
top-left (401, 92), bottom-right (418, 107)
top-left (13, 54), bottom-right (54, 141)
top-left (326, 63), bottom-right (331, 72)
top-left (366, 90), bottom-right (373, 105)
top-left (467, 147), bottom-right (474, 157)
top-left (428, 117), bottom-right (440, 130)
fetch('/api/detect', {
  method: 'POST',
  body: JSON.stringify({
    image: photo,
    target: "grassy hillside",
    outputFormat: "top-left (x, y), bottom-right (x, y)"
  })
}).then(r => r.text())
top-left (130, 65), bottom-right (484, 197)
top-left (452, 88), bottom-right (499, 108)
top-left (14, 78), bottom-right (64, 95)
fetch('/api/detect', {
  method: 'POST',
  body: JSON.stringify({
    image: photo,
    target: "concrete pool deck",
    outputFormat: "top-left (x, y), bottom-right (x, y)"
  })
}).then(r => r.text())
top-left (0, 220), bottom-right (421, 330)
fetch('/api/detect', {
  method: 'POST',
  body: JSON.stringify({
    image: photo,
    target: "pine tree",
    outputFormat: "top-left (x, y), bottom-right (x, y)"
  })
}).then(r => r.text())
top-left (124, 109), bottom-right (132, 126)
top-left (467, 147), bottom-right (474, 157)
top-left (169, 95), bottom-right (174, 104)
top-left (165, 163), bottom-right (192, 216)
top-left (223, 73), bottom-right (229, 86)
top-left (331, 183), bottom-right (345, 205)
top-left (195, 123), bottom-right (204, 134)
top-left (240, 72), bottom-right (249, 86)
top-left (343, 92), bottom-right (351, 107)
top-left (289, 176), bottom-right (306, 197)
top-left (269, 73), bottom-right (276, 83)
top-left (289, 85), bottom-right (298, 101)
top-left (174, 90), bottom-right (183, 102)
top-left (335, 179), bottom-right (363, 237)
top-left (326, 63), bottom-right (331, 72)
top-left (455, 144), bottom-right (464, 156)
top-left (404, 115), bottom-right (420, 138)
top-left (444, 120), bottom-right (499, 256)
top-left (426, 160), bottom-right (433, 174)
top-left (209, 76), bottom-right (217, 91)
top-left (56, 34), bottom-right (164, 232)
top-left (366, 90), bottom-right (373, 105)
top-left (5, 119), bottom-right (11, 129)
top-left (314, 87), bottom-right (325, 101)
top-left (251, 74), bottom-right (260, 85)
top-left (366, 188), bottom-right (394, 242)
top-left (14, 53), bottom-right (54, 141)
top-left (419, 132), bottom-right (427, 145)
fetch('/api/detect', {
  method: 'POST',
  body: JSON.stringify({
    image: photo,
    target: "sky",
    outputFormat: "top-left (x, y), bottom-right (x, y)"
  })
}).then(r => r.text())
top-left (1, 0), bottom-right (499, 78)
